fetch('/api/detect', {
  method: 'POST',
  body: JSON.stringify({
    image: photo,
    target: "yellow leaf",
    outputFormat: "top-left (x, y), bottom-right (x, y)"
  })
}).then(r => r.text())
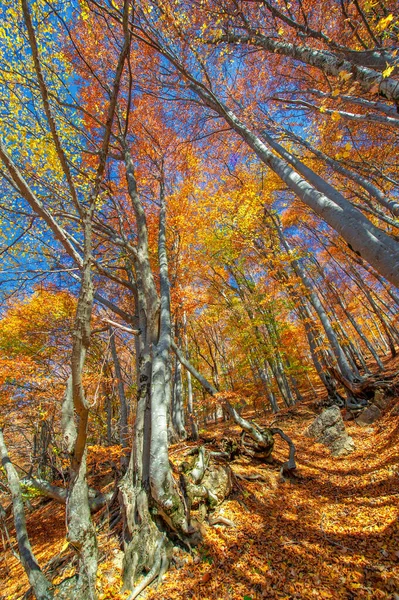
top-left (377, 14), bottom-right (394, 32)
top-left (382, 65), bottom-right (394, 78)
top-left (331, 111), bottom-right (341, 121)
top-left (339, 71), bottom-right (353, 82)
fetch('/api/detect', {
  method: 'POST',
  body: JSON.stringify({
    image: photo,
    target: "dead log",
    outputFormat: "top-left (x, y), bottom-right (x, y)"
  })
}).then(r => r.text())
top-left (327, 366), bottom-right (394, 398)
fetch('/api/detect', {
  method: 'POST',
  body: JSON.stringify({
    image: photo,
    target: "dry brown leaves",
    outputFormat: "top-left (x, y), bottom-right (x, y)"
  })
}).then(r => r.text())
top-left (1, 401), bottom-right (399, 599)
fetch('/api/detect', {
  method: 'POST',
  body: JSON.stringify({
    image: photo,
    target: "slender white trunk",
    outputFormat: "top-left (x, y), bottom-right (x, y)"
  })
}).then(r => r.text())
top-left (0, 429), bottom-right (53, 600)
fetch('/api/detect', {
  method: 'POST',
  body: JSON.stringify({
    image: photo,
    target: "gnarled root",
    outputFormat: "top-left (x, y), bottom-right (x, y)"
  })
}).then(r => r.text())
top-left (270, 427), bottom-right (296, 477)
top-left (240, 429), bottom-right (274, 462)
top-left (127, 533), bottom-right (167, 600)
top-left (119, 481), bottom-right (167, 591)
top-left (179, 447), bottom-right (233, 527)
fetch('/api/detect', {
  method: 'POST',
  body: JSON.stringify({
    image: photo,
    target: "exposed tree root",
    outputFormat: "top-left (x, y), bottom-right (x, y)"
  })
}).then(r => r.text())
top-left (127, 533), bottom-right (166, 600)
top-left (328, 366), bottom-right (397, 400)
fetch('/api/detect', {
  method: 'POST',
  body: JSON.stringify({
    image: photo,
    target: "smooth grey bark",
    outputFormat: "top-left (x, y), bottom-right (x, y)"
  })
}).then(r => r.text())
top-left (0, 429), bottom-right (53, 600)
top-left (308, 89), bottom-right (399, 118)
top-left (253, 356), bottom-right (279, 413)
top-left (120, 153), bottom-right (194, 590)
top-left (273, 97), bottom-right (399, 128)
top-left (329, 283), bottom-right (384, 370)
top-left (268, 357), bottom-right (295, 407)
top-left (183, 314), bottom-right (199, 440)
top-left (268, 258), bottom-right (334, 395)
top-left (172, 353), bottom-right (187, 440)
top-left (277, 126), bottom-right (399, 216)
top-left (65, 216), bottom-right (98, 600)
top-left (120, 148), bottom-right (163, 590)
top-left (149, 182), bottom-right (189, 535)
top-left (366, 320), bottom-right (389, 355)
top-left (186, 367), bottom-right (198, 440)
top-left (105, 391), bottom-right (113, 445)
top-left (353, 274), bottom-right (398, 357)
top-left (218, 31), bottom-right (399, 106)
top-left (306, 266), bottom-right (369, 375)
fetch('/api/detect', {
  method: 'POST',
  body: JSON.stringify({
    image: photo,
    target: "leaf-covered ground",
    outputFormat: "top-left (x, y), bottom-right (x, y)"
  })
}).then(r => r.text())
top-left (1, 399), bottom-right (399, 599)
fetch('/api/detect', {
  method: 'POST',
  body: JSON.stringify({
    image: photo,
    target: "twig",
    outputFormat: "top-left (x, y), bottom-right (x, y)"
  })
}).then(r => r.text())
top-left (102, 318), bottom-right (140, 335)
top-left (208, 515), bottom-right (236, 527)
top-left (234, 473), bottom-right (268, 482)
top-left (319, 513), bottom-right (354, 552)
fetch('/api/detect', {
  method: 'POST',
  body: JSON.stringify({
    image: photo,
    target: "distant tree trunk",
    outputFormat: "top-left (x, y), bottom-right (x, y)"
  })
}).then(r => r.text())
top-left (275, 221), bottom-right (356, 383)
top-left (183, 313), bottom-right (199, 440)
top-left (259, 360), bottom-right (280, 413)
top-left (353, 271), bottom-right (398, 357)
top-left (331, 285), bottom-right (384, 370)
top-left (109, 329), bottom-right (129, 456)
top-left (186, 367), bottom-right (199, 440)
top-left (171, 323), bottom-right (187, 440)
top-left (105, 391), bottom-right (113, 445)
top-left (172, 358), bottom-right (186, 439)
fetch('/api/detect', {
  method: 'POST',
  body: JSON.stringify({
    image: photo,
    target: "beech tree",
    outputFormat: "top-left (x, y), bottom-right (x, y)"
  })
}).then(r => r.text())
top-left (0, 0), bottom-right (398, 597)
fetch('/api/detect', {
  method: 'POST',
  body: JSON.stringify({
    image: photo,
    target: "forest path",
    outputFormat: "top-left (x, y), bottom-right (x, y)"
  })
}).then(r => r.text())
top-left (152, 400), bottom-right (399, 600)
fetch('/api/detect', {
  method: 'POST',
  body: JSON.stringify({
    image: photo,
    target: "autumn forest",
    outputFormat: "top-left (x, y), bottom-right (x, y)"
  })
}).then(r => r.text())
top-left (0, 1), bottom-right (399, 598)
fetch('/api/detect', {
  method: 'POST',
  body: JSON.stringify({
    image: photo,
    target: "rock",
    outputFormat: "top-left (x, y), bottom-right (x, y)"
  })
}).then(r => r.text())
top-left (201, 464), bottom-right (232, 505)
top-left (391, 403), bottom-right (399, 416)
top-left (341, 409), bottom-right (355, 421)
top-left (304, 406), bottom-right (355, 457)
top-left (373, 388), bottom-right (391, 411)
top-left (356, 404), bottom-right (381, 426)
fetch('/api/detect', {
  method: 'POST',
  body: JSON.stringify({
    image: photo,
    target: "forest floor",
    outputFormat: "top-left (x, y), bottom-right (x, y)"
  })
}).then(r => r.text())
top-left (1, 371), bottom-right (399, 599)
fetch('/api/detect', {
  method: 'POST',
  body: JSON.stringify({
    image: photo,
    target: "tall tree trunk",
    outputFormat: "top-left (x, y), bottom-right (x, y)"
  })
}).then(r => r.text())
top-left (171, 352), bottom-right (187, 440)
top-left (65, 216), bottom-right (98, 599)
top-left (120, 155), bottom-right (198, 589)
top-left (149, 181), bottom-right (190, 536)
top-left (188, 84), bottom-right (399, 287)
top-left (183, 314), bottom-right (199, 440)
